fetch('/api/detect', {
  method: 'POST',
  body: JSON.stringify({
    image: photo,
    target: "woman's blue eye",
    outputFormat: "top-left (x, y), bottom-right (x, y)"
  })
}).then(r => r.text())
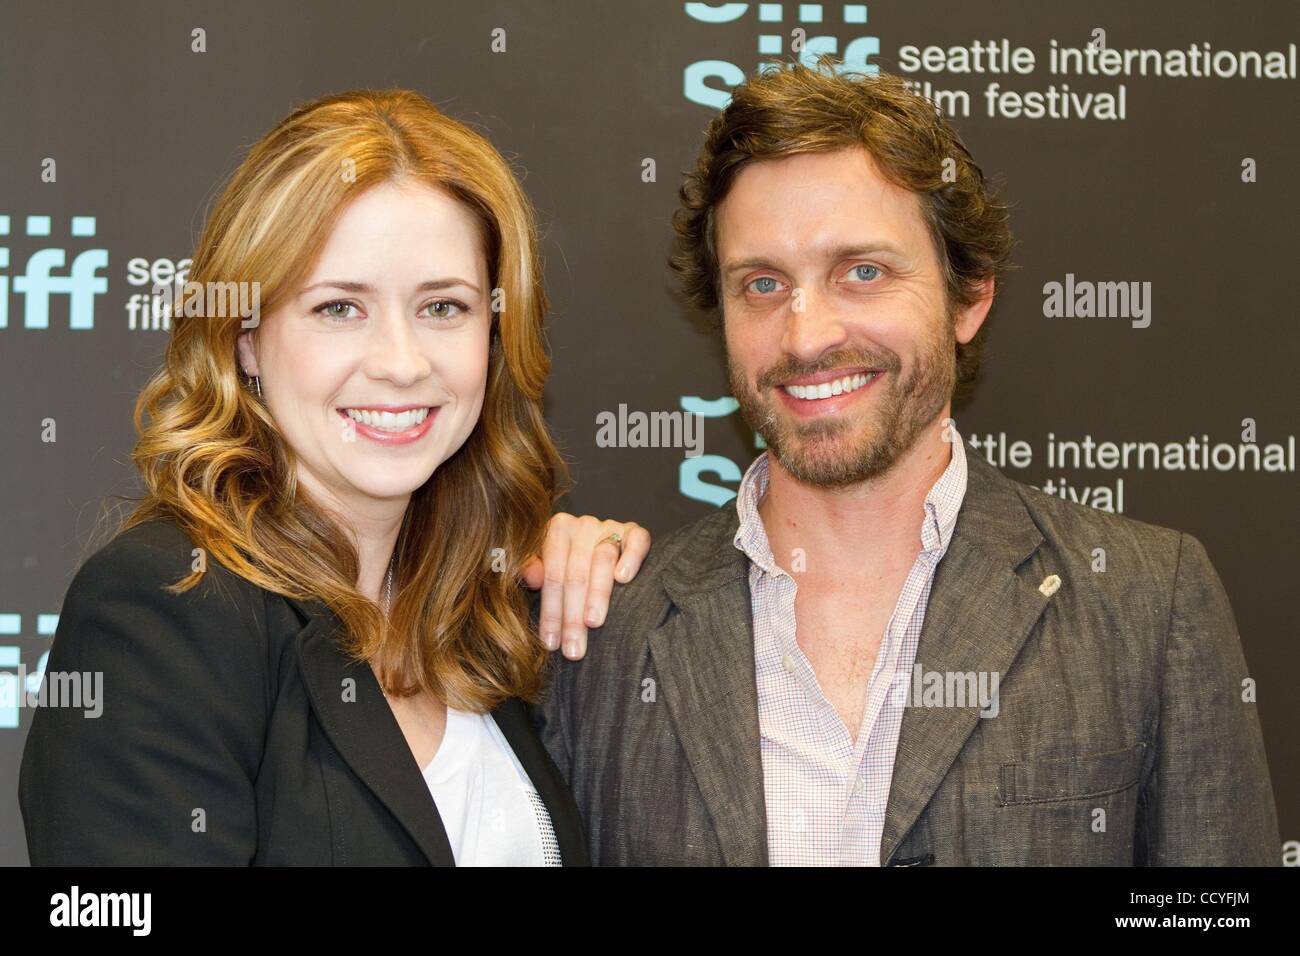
top-left (851, 265), bottom-right (882, 282)
top-left (749, 276), bottom-right (779, 294)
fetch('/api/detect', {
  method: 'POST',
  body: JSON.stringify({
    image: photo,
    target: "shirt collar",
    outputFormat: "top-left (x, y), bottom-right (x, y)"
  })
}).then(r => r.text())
top-left (732, 427), bottom-right (969, 575)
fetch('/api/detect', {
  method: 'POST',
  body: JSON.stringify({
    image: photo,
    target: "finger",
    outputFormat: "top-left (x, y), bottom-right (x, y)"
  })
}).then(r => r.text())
top-left (613, 523), bottom-right (651, 583)
top-left (561, 517), bottom-right (601, 660)
top-left (538, 515), bottom-right (572, 651)
top-left (522, 553), bottom-right (544, 590)
top-left (583, 524), bottom-right (624, 631)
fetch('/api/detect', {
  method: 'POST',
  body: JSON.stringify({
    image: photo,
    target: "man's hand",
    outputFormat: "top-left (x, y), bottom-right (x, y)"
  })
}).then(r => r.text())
top-left (523, 514), bottom-right (651, 660)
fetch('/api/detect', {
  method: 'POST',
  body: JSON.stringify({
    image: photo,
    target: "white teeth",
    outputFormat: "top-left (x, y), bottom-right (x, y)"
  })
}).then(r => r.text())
top-left (343, 407), bottom-right (430, 431)
top-left (782, 372), bottom-right (878, 401)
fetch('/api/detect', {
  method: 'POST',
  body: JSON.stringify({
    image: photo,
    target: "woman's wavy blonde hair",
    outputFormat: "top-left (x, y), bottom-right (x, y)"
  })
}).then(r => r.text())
top-left (117, 89), bottom-right (566, 710)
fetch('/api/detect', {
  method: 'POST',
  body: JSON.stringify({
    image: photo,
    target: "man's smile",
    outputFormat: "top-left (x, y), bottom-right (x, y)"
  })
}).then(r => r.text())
top-left (775, 368), bottom-right (884, 416)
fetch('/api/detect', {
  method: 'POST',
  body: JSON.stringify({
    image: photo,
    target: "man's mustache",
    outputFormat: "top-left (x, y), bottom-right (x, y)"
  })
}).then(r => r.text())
top-left (755, 352), bottom-right (900, 390)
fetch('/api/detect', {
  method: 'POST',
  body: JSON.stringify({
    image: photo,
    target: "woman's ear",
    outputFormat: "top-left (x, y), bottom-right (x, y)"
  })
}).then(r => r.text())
top-left (236, 330), bottom-right (259, 377)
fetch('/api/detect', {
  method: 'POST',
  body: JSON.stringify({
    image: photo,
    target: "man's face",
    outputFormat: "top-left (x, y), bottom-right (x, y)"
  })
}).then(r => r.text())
top-left (717, 146), bottom-right (981, 488)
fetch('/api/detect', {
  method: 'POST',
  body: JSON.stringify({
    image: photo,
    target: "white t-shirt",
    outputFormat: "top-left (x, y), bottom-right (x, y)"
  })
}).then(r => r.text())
top-left (421, 706), bottom-right (562, 866)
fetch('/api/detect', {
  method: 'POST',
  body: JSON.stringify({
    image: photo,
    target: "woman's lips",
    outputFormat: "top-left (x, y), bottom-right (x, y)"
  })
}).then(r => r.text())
top-left (336, 406), bottom-right (438, 445)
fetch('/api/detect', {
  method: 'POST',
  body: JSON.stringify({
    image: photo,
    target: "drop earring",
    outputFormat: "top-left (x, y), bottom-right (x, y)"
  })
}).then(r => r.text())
top-left (255, 375), bottom-right (262, 398)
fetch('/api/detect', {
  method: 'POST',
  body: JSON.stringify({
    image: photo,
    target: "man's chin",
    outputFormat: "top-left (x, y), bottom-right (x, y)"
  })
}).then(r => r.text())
top-left (769, 435), bottom-right (894, 489)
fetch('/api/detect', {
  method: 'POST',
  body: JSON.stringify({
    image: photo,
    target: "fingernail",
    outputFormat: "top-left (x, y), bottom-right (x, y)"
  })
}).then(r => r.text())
top-left (543, 630), bottom-right (558, 650)
top-left (615, 565), bottom-right (629, 582)
top-left (563, 639), bottom-right (578, 659)
top-left (586, 608), bottom-right (600, 627)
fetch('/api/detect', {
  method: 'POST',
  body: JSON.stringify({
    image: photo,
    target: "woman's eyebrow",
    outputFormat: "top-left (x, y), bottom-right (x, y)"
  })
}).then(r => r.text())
top-left (298, 278), bottom-right (481, 296)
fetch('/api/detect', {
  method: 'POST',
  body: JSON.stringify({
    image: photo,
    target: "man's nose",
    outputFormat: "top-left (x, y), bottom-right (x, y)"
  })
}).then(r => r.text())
top-left (780, 287), bottom-right (849, 365)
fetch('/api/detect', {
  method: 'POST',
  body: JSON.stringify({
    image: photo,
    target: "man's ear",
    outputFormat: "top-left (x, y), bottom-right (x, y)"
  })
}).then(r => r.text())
top-left (954, 277), bottom-right (995, 345)
top-left (236, 330), bottom-right (259, 377)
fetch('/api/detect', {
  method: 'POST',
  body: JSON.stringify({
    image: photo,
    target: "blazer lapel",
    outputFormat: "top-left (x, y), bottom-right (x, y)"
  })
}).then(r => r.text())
top-left (650, 511), bottom-right (768, 866)
top-left (491, 698), bottom-right (591, 866)
top-left (879, 450), bottom-right (1053, 865)
top-left (287, 596), bottom-right (456, 866)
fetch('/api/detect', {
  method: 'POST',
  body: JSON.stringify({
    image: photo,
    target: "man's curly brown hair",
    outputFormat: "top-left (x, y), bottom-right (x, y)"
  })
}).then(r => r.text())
top-left (670, 59), bottom-right (1015, 401)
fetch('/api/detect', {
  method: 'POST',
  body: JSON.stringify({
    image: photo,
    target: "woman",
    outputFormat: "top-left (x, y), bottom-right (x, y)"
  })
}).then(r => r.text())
top-left (18, 89), bottom-right (647, 865)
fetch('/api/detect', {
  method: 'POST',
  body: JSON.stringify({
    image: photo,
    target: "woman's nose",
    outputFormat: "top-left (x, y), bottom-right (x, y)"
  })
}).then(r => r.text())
top-left (365, 312), bottom-right (432, 386)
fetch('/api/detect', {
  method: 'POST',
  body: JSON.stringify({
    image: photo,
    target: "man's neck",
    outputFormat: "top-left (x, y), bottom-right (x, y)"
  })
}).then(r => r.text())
top-left (757, 414), bottom-right (954, 581)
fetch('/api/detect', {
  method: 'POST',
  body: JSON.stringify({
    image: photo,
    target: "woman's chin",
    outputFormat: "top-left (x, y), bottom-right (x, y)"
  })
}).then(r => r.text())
top-left (341, 467), bottom-right (438, 503)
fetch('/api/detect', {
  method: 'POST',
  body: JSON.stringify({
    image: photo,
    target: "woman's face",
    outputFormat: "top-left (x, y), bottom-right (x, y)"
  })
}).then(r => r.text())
top-left (237, 178), bottom-right (491, 516)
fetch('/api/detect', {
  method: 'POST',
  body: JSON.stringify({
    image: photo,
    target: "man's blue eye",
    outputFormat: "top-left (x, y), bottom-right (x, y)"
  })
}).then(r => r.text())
top-left (750, 277), bottom-right (778, 294)
top-left (852, 265), bottom-right (881, 282)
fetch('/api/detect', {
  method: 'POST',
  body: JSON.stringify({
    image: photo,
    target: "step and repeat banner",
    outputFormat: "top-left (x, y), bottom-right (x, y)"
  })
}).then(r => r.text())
top-left (0, 1), bottom-right (1295, 865)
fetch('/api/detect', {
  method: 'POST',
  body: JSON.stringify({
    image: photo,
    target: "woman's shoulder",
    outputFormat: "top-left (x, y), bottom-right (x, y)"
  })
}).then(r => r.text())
top-left (86, 512), bottom-right (198, 567)
top-left (80, 514), bottom-right (221, 587)
top-left (27, 515), bottom-right (279, 836)
top-left (47, 514), bottom-right (285, 704)
top-left (68, 513), bottom-right (268, 632)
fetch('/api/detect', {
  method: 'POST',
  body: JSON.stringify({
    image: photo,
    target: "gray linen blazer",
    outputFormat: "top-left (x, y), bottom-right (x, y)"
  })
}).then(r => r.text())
top-left (533, 450), bottom-right (1280, 865)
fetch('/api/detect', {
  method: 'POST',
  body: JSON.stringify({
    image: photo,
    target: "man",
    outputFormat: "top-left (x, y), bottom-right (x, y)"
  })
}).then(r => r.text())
top-left (534, 62), bottom-right (1280, 865)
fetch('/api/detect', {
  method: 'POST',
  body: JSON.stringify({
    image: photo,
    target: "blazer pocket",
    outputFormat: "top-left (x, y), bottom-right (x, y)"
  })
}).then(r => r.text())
top-left (998, 742), bottom-right (1147, 806)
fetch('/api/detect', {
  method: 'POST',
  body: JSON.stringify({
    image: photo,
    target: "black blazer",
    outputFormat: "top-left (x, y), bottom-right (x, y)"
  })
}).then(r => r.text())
top-left (18, 516), bottom-right (589, 866)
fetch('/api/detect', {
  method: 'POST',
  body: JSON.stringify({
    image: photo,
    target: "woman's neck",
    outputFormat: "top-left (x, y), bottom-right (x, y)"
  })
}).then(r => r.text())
top-left (294, 468), bottom-right (409, 604)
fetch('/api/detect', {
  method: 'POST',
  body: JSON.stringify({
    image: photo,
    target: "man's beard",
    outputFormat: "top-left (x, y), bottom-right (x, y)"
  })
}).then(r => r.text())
top-left (728, 316), bottom-right (957, 489)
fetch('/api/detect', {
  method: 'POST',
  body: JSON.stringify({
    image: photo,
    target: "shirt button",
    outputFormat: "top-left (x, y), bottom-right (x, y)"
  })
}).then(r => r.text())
top-left (782, 654), bottom-right (796, 673)
top-left (852, 779), bottom-right (864, 796)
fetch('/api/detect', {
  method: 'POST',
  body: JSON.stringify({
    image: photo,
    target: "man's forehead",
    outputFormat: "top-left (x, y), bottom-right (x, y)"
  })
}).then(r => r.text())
top-left (716, 148), bottom-right (927, 266)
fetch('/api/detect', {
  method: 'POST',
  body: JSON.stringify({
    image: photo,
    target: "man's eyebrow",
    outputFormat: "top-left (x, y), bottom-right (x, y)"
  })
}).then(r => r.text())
top-left (298, 278), bottom-right (481, 296)
top-left (722, 243), bottom-right (909, 275)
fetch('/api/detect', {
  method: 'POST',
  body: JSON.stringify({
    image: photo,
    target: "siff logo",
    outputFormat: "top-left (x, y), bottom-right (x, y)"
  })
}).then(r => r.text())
top-left (678, 395), bottom-right (766, 506)
top-left (0, 214), bottom-right (108, 330)
top-left (684, 2), bottom-right (880, 109)
top-left (0, 611), bottom-right (56, 730)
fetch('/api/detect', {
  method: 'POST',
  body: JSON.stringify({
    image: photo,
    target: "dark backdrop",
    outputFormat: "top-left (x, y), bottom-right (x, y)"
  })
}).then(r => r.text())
top-left (1, 0), bottom-right (1295, 866)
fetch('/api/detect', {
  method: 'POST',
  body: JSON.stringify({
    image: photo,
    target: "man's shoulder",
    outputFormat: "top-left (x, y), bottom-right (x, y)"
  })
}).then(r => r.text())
top-left (651, 506), bottom-right (741, 566)
top-left (549, 507), bottom-right (740, 702)
top-left (1012, 471), bottom-right (1181, 543)
top-left (976, 457), bottom-right (1197, 589)
top-left (603, 506), bottom-right (740, 625)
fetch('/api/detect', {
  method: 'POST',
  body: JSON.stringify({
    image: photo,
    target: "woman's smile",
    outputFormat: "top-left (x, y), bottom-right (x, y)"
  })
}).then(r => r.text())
top-left (336, 404), bottom-right (439, 445)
